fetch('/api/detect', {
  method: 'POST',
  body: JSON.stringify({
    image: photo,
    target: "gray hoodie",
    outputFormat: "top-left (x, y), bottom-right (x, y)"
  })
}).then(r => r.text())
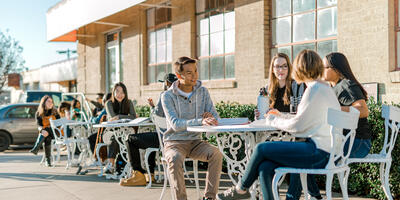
top-left (161, 80), bottom-right (219, 141)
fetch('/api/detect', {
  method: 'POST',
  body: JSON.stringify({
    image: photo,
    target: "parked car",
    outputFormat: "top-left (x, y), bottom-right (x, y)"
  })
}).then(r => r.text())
top-left (0, 103), bottom-right (39, 151)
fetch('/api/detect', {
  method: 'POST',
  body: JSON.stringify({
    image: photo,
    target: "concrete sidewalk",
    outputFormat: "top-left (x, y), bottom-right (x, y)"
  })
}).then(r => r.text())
top-left (0, 149), bottom-right (375, 200)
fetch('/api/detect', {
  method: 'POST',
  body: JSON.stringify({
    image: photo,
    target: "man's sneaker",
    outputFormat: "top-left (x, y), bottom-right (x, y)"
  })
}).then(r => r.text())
top-left (119, 171), bottom-right (147, 186)
top-left (217, 186), bottom-right (251, 200)
top-left (202, 197), bottom-right (214, 200)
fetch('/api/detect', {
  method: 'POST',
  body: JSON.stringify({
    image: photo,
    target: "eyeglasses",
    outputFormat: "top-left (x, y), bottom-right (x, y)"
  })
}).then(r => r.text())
top-left (273, 64), bottom-right (288, 70)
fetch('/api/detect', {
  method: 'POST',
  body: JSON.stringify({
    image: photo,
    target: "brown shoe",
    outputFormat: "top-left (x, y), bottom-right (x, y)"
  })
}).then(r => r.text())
top-left (119, 171), bottom-right (146, 186)
top-left (144, 173), bottom-right (156, 183)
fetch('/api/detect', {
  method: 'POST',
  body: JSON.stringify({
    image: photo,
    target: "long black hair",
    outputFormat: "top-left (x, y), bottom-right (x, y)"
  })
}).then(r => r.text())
top-left (325, 52), bottom-right (368, 100)
top-left (110, 82), bottom-right (130, 115)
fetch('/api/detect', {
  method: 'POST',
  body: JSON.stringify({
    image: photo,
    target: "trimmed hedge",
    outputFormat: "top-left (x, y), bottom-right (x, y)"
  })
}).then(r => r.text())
top-left (135, 100), bottom-right (400, 199)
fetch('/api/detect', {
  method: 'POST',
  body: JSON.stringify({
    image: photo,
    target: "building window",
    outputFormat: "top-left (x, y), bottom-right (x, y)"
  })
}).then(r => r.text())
top-left (106, 31), bottom-right (122, 92)
top-left (396, 0), bottom-right (400, 70)
top-left (147, 4), bottom-right (172, 84)
top-left (196, 0), bottom-right (235, 80)
top-left (271, 0), bottom-right (337, 60)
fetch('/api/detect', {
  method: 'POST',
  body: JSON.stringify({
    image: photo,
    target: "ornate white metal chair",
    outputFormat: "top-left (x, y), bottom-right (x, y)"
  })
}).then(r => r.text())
top-left (347, 105), bottom-right (400, 200)
top-left (272, 107), bottom-right (360, 200)
top-left (151, 114), bottom-right (200, 200)
top-left (49, 118), bottom-right (77, 169)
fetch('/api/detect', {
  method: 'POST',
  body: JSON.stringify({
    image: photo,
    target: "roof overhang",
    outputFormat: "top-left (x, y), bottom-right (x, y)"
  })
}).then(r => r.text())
top-left (46, 0), bottom-right (146, 42)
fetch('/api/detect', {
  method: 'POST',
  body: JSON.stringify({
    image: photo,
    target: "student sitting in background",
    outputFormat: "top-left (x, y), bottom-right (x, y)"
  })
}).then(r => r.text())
top-left (58, 101), bottom-right (72, 137)
top-left (119, 73), bottom-right (177, 186)
top-left (71, 99), bottom-right (82, 121)
top-left (86, 93), bottom-right (104, 117)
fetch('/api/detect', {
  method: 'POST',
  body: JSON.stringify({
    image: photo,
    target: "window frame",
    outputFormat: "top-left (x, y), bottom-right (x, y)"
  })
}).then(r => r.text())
top-left (146, 5), bottom-right (173, 84)
top-left (271, 0), bottom-right (337, 60)
top-left (196, 0), bottom-right (235, 81)
top-left (395, 0), bottom-right (400, 70)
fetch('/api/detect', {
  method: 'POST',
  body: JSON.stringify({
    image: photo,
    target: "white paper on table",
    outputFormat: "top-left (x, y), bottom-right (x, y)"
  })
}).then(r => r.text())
top-left (102, 118), bottom-right (131, 124)
top-left (218, 118), bottom-right (249, 125)
top-left (249, 119), bottom-right (267, 127)
top-left (128, 117), bottom-right (151, 124)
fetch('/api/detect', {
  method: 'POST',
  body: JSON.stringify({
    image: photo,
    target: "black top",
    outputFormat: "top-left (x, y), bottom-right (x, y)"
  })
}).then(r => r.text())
top-left (333, 79), bottom-right (372, 139)
top-left (273, 86), bottom-right (290, 113)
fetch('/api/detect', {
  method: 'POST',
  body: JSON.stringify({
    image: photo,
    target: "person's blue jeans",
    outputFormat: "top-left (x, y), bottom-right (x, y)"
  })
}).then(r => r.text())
top-left (238, 139), bottom-right (330, 200)
top-left (286, 138), bottom-right (371, 200)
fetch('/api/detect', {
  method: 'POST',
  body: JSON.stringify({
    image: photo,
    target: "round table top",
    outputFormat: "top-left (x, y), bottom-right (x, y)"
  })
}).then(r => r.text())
top-left (187, 124), bottom-right (277, 133)
top-left (66, 121), bottom-right (92, 126)
top-left (93, 122), bottom-right (154, 128)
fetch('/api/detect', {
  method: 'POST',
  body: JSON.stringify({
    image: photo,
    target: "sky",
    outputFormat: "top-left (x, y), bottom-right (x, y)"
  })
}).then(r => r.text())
top-left (0, 0), bottom-right (77, 70)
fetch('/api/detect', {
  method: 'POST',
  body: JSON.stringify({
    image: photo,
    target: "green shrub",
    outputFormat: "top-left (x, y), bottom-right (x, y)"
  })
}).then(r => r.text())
top-left (135, 105), bottom-right (151, 117)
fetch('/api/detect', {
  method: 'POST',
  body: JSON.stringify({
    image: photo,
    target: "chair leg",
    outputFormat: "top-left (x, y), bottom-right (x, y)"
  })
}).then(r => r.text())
top-left (300, 173), bottom-right (309, 200)
top-left (278, 174), bottom-right (286, 187)
top-left (193, 160), bottom-right (200, 200)
top-left (183, 160), bottom-right (194, 183)
top-left (66, 143), bottom-right (72, 169)
top-left (272, 172), bottom-right (284, 200)
top-left (325, 173), bottom-right (334, 200)
top-left (156, 153), bottom-right (162, 183)
top-left (338, 170), bottom-right (350, 200)
top-left (380, 162), bottom-right (393, 200)
top-left (54, 143), bottom-right (61, 163)
top-left (145, 150), bottom-right (153, 189)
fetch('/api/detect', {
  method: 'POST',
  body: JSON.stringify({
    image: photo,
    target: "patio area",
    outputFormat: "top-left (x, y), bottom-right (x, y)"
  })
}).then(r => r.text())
top-left (0, 147), bottom-right (376, 200)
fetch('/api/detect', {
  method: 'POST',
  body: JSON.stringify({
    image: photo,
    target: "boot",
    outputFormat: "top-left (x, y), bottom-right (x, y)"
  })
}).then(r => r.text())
top-left (44, 145), bottom-right (52, 167)
top-left (29, 134), bottom-right (45, 155)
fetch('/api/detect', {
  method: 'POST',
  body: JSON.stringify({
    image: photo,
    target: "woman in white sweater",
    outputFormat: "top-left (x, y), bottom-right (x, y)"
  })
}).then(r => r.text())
top-left (217, 50), bottom-right (341, 200)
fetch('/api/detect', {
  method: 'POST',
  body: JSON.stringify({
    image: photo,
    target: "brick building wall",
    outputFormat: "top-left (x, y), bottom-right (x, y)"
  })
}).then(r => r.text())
top-left (338, 0), bottom-right (400, 102)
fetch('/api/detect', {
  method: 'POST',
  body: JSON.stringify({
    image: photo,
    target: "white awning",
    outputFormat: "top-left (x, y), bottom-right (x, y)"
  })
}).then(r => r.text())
top-left (46, 0), bottom-right (146, 42)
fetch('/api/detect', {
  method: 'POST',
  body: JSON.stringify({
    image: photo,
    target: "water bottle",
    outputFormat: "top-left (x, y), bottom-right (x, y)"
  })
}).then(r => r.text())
top-left (257, 89), bottom-right (269, 119)
top-left (290, 96), bottom-right (296, 114)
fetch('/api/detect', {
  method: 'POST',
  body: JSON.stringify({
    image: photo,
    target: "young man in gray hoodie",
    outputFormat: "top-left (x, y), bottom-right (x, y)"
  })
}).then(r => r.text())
top-left (161, 56), bottom-right (223, 200)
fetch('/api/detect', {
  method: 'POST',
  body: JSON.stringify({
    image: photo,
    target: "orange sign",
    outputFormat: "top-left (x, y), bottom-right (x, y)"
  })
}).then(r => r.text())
top-left (8, 73), bottom-right (21, 88)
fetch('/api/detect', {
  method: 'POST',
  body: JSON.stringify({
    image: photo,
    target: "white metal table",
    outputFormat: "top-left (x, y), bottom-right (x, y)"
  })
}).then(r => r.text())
top-left (93, 121), bottom-right (155, 179)
top-left (187, 122), bottom-right (293, 199)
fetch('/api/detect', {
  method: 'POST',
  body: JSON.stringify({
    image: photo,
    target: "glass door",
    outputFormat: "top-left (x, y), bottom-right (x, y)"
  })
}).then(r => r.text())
top-left (106, 32), bottom-right (121, 92)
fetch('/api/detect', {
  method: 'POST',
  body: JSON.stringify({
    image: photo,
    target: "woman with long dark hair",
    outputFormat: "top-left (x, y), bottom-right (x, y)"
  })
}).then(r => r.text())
top-left (103, 82), bottom-right (137, 174)
top-left (29, 95), bottom-right (60, 166)
top-left (288, 52), bottom-right (372, 199)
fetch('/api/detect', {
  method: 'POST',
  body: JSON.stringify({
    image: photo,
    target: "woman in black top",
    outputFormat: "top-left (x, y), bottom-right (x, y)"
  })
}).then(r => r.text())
top-left (103, 82), bottom-right (137, 174)
top-left (29, 95), bottom-right (60, 166)
top-left (323, 52), bottom-right (372, 155)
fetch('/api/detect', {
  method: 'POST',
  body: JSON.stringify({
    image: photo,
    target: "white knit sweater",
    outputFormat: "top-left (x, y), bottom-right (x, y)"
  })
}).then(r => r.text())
top-left (265, 80), bottom-right (341, 153)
